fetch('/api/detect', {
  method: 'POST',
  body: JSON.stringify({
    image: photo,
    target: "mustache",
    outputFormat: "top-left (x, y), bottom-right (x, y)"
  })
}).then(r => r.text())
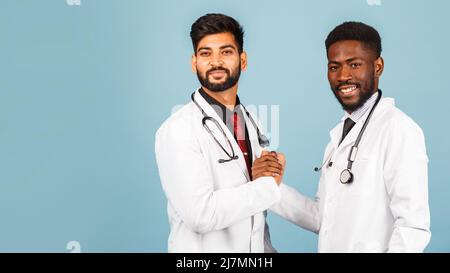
top-left (335, 81), bottom-right (360, 90)
top-left (206, 67), bottom-right (230, 76)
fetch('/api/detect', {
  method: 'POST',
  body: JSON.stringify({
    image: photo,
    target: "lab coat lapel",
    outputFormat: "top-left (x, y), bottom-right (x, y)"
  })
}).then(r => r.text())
top-left (329, 108), bottom-right (370, 153)
top-left (329, 122), bottom-right (343, 152)
top-left (337, 118), bottom-right (365, 150)
top-left (193, 90), bottom-right (250, 181)
top-left (329, 98), bottom-right (395, 152)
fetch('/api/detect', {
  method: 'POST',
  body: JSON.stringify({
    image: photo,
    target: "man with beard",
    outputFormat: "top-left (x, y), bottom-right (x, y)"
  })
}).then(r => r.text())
top-left (266, 22), bottom-right (431, 252)
top-left (155, 13), bottom-right (285, 252)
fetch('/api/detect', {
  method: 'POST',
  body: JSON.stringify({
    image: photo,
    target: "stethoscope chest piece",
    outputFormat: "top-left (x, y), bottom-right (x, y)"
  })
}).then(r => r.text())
top-left (340, 169), bottom-right (354, 184)
top-left (258, 133), bottom-right (270, 148)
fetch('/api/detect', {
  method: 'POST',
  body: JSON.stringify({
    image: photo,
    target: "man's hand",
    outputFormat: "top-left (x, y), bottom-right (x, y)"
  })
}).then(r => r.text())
top-left (252, 151), bottom-right (286, 185)
top-left (273, 152), bottom-right (286, 185)
top-left (277, 152), bottom-right (286, 175)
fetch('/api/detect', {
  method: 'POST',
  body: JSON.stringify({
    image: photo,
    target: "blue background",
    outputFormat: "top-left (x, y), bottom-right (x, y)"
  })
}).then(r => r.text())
top-left (0, 0), bottom-right (449, 252)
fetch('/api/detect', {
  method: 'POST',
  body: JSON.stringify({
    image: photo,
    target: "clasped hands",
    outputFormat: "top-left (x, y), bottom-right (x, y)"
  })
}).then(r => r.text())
top-left (251, 151), bottom-right (286, 185)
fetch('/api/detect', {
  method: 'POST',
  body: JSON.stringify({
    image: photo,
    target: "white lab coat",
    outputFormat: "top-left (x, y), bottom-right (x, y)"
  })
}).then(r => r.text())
top-left (155, 89), bottom-right (281, 253)
top-left (271, 97), bottom-right (431, 252)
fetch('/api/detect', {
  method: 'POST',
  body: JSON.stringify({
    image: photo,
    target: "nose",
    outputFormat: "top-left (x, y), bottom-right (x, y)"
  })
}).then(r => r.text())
top-left (209, 52), bottom-right (224, 67)
top-left (337, 65), bottom-right (352, 82)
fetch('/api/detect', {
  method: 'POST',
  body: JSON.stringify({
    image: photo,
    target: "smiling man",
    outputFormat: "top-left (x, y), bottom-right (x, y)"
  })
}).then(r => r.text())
top-left (270, 21), bottom-right (431, 252)
top-left (155, 13), bottom-right (285, 253)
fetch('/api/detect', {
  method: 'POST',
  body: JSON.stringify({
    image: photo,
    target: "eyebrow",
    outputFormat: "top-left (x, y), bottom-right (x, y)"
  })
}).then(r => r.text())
top-left (328, 57), bottom-right (363, 65)
top-left (219, 44), bottom-right (236, 50)
top-left (197, 44), bottom-right (237, 52)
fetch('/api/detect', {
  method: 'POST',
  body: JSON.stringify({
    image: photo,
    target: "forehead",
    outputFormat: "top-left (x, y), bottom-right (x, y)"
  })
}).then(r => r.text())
top-left (327, 40), bottom-right (372, 61)
top-left (196, 32), bottom-right (238, 51)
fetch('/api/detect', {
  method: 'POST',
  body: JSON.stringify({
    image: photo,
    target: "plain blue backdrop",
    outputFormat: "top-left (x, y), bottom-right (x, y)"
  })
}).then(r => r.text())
top-left (0, 0), bottom-right (449, 252)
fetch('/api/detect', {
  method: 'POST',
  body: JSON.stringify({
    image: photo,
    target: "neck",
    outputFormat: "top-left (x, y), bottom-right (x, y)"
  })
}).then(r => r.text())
top-left (202, 84), bottom-right (238, 110)
top-left (345, 88), bottom-right (379, 115)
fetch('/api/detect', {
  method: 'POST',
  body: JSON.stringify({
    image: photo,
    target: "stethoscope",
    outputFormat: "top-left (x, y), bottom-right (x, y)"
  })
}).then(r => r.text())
top-left (191, 92), bottom-right (270, 163)
top-left (314, 90), bottom-right (382, 184)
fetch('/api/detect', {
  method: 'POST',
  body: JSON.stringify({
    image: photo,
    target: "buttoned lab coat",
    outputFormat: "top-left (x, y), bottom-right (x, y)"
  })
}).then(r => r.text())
top-left (271, 97), bottom-right (431, 252)
top-left (155, 90), bottom-right (280, 252)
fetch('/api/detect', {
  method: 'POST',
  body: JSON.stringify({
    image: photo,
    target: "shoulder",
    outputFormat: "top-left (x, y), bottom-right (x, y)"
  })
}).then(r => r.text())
top-left (378, 98), bottom-right (425, 143)
top-left (155, 102), bottom-right (198, 142)
top-left (382, 99), bottom-right (424, 136)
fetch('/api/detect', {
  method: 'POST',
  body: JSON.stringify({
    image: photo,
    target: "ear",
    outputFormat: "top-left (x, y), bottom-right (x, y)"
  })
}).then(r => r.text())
top-left (191, 54), bottom-right (197, 73)
top-left (240, 51), bottom-right (248, 72)
top-left (374, 56), bottom-right (384, 78)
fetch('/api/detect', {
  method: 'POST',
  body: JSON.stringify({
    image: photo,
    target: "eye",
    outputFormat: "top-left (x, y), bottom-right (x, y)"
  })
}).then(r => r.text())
top-left (328, 66), bottom-right (338, 72)
top-left (199, 51), bottom-right (211, 57)
top-left (351, 63), bottom-right (362, 69)
top-left (222, 49), bottom-right (233, 55)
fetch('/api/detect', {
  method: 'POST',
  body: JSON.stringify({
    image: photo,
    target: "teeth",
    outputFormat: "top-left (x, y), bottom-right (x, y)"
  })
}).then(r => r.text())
top-left (340, 86), bottom-right (357, 93)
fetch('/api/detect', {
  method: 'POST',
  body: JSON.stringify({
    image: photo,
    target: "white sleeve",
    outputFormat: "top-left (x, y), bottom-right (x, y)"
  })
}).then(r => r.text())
top-left (384, 117), bottom-right (431, 252)
top-left (269, 183), bottom-right (320, 234)
top-left (155, 118), bottom-right (281, 234)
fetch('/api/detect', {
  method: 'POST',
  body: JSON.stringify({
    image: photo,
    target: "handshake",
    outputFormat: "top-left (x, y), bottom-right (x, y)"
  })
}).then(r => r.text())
top-left (251, 151), bottom-right (286, 185)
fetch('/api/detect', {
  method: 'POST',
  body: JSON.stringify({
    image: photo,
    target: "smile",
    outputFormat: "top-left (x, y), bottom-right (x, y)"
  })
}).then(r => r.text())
top-left (338, 85), bottom-right (359, 96)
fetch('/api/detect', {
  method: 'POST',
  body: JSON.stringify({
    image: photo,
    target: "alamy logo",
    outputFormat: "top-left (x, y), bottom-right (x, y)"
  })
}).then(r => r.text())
top-left (66, 241), bottom-right (81, 253)
top-left (66, 0), bottom-right (81, 6)
top-left (171, 104), bottom-right (280, 150)
top-left (367, 0), bottom-right (381, 5)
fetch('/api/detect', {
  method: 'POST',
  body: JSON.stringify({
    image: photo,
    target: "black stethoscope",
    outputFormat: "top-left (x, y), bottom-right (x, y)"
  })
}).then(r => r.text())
top-left (314, 90), bottom-right (382, 184)
top-left (191, 92), bottom-right (270, 163)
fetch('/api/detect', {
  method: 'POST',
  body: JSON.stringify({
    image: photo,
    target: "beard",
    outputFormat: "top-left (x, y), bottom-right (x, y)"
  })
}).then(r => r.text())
top-left (196, 64), bottom-right (241, 92)
top-left (332, 77), bottom-right (375, 112)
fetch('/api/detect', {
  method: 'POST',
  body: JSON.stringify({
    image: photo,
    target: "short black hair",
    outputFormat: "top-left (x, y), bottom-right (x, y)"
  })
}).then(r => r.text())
top-left (325, 21), bottom-right (382, 58)
top-left (190, 13), bottom-right (244, 53)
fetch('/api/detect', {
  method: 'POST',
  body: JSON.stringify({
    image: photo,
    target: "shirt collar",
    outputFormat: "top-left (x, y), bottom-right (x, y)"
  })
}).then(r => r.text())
top-left (199, 88), bottom-right (242, 124)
